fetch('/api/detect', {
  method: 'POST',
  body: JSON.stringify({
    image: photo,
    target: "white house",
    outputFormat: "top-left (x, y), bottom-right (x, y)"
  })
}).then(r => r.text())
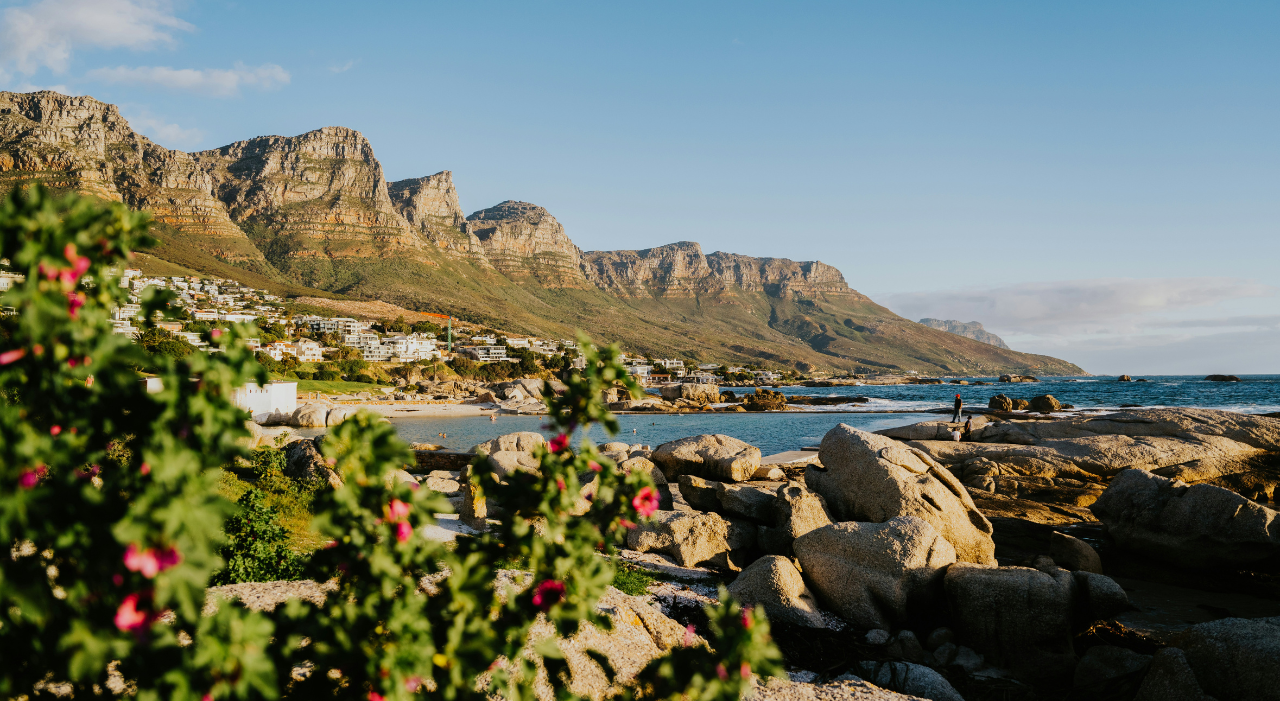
top-left (384, 333), bottom-right (437, 361)
top-left (464, 345), bottom-right (508, 362)
top-left (232, 381), bottom-right (297, 418)
top-left (752, 370), bottom-right (781, 382)
top-left (291, 339), bottom-right (324, 362)
top-left (221, 312), bottom-right (258, 324)
top-left (506, 337), bottom-right (531, 349)
top-left (310, 317), bottom-right (366, 336)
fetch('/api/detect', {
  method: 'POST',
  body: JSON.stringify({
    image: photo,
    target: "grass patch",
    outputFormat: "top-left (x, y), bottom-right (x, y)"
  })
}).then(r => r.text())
top-left (289, 378), bottom-right (390, 394)
top-left (611, 561), bottom-right (658, 596)
top-left (217, 447), bottom-right (329, 555)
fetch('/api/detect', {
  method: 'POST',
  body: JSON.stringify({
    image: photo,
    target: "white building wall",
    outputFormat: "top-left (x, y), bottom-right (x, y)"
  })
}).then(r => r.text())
top-left (232, 381), bottom-right (298, 417)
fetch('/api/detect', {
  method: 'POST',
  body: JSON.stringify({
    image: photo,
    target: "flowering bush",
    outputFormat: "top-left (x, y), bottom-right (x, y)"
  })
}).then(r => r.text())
top-left (0, 185), bottom-right (781, 700)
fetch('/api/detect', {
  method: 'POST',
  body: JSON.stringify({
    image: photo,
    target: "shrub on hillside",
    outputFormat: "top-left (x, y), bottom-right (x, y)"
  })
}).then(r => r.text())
top-left (211, 489), bottom-right (307, 585)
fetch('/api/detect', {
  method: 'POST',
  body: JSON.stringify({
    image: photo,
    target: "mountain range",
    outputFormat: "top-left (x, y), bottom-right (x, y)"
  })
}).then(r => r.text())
top-left (0, 91), bottom-right (1084, 375)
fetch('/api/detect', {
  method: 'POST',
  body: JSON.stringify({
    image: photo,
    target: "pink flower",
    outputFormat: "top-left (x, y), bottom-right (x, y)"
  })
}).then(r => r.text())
top-left (548, 433), bottom-right (569, 453)
top-left (50, 425), bottom-right (61, 436)
top-left (368, 693), bottom-right (385, 701)
top-left (18, 470), bottom-right (40, 489)
top-left (112, 573), bottom-right (123, 586)
top-left (683, 624), bottom-right (696, 647)
top-left (124, 544), bottom-right (180, 578)
top-left (556, 477), bottom-right (566, 491)
top-left (632, 486), bottom-right (660, 517)
top-left (210, 329), bottom-right (222, 339)
top-left (716, 663), bottom-right (728, 681)
top-left (405, 677), bottom-right (423, 692)
top-left (588, 461), bottom-right (602, 472)
top-left (741, 611), bottom-right (753, 629)
top-left (618, 518), bottom-right (636, 530)
top-left (66, 292), bottom-right (84, 318)
top-left (202, 695), bottom-right (213, 701)
top-left (156, 545), bottom-right (181, 571)
top-left (740, 662), bottom-right (751, 679)
top-left (114, 594), bottom-right (150, 632)
top-left (67, 357), bottom-right (78, 368)
top-left (139, 463), bottom-right (150, 475)
top-left (531, 580), bottom-right (565, 611)
top-left (387, 499), bottom-right (411, 521)
top-left (0, 348), bottom-right (26, 365)
top-left (396, 521), bottom-right (412, 543)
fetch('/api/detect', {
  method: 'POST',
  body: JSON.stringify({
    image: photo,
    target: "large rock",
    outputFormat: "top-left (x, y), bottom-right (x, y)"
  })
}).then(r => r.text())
top-left (726, 555), bottom-right (825, 628)
top-left (659, 383), bottom-right (720, 403)
top-left (290, 403), bottom-right (329, 428)
top-left (807, 425), bottom-right (996, 564)
top-left (1134, 648), bottom-right (1216, 701)
top-left (716, 481), bottom-right (781, 522)
top-left (1029, 395), bottom-right (1062, 413)
top-left (1090, 469), bottom-right (1280, 567)
top-left (759, 482), bottom-right (833, 555)
top-left (988, 394), bottom-right (1014, 412)
top-left (944, 562), bottom-right (1077, 682)
top-left (676, 475), bottom-right (723, 511)
top-left (625, 510), bottom-right (756, 571)
top-left (794, 516), bottom-right (956, 630)
top-left (1051, 532), bottom-right (1104, 574)
top-left (325, 406), bottom-right (358, 426)
top-left (742, 388), bottom-right (788, 411)
top-left (472, 431), bottom-right (546, 455)
top-left (283, 439), bottom-right (343, 489)
top-left (651, 434), bottom-right (761, 483)
top-left (1073, 645), bottom-right (1151, 692)
top-left (619, 457), bottom-right (673, 510)
top-left (1073, 571), bottom-right (1132, 624)
top-left (854, 661), bottom-right (964, 701)
top-left (1174, 616), bottom-right (1280, 700)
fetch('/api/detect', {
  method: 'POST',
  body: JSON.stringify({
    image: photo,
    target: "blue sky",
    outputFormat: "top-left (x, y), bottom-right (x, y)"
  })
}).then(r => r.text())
top-left (2, 0), bottom-right (1278, 373)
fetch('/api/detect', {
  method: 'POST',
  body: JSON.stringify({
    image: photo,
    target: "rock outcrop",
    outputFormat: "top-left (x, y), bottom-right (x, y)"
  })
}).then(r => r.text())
top-left (794, 516), bottom-right (956, 630)
top-left (581, 241), bottom-right (859, 299)
top-left (726, 555), bottom-right (826, 628)
top-left (387, 171), bottom-right (491, 263)
top-left (465, 200), bottom-right (584, 284)
top-left (944, 563), bottom-right (1077, 682)
top-left (0, 91), bottom-right (266, 265)
top-left (651, 434), bottom-right (761, 482)
top-left (807, 425), bottom-right (997, 564)
top-left (1089, 468), bottom-right (1280, 567)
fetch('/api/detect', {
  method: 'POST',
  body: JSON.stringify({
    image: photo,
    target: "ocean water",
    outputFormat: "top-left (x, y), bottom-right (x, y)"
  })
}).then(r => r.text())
top-left (387, 411), bottom-right (937, 457)
top-left (773, 374), bottom-right (1280, 415)
top-left (314, 375), bottom-right (1280, 457)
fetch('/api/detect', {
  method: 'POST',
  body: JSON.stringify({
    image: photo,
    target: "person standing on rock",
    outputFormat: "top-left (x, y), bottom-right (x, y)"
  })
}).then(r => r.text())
top-left (962, 415), bottom-right (973, 440)
top-left (952, 393), bottom-right (963, 423)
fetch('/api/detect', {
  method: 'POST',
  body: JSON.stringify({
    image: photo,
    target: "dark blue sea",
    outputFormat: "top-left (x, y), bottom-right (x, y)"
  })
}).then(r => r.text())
top-left (374, 375), bottom-right (1280, 457)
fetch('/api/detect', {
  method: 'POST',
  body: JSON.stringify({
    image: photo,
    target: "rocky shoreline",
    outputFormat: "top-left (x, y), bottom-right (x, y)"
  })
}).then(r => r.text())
top-left (236, 406), bottom-right (1280, 699)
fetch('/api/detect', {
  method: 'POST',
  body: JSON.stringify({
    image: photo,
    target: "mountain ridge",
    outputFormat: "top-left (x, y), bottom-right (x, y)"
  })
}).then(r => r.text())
top-left (918, 318), bottom-right (1011, 350)
top-left (0, 90), bottom-right (1085, 375)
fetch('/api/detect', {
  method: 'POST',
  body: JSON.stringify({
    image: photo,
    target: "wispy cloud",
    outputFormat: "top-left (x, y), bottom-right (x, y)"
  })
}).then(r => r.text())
top-left (881, 277), bottom-right (1276, 336)
top-left (329, 60), bottom-right (357, 73)
top-left (86, 62), bottom-right (290, 97)
top-left (120, 108), bottom-right (202, 148)
top-left (12, 80), bottom-right (72, 94)
top-left (0, 0), bottom-right (190, 78)
top-left (882, 277), bottom-right (1280, 374)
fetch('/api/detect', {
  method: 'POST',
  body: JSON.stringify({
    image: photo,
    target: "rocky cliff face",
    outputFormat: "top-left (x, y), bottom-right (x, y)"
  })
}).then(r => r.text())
top-left (387, 171), bottom-right (490, 264)
top-left (582, 241), bottom-right (864, 299)
top-left (192, 126), bottom-right (420, 263)
top-left (465, 201), bottom-right (584, 284)
top-left (0, 91), bottom-right (264, 264)
top-left (918, 319), bottom-right (1010, 349)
